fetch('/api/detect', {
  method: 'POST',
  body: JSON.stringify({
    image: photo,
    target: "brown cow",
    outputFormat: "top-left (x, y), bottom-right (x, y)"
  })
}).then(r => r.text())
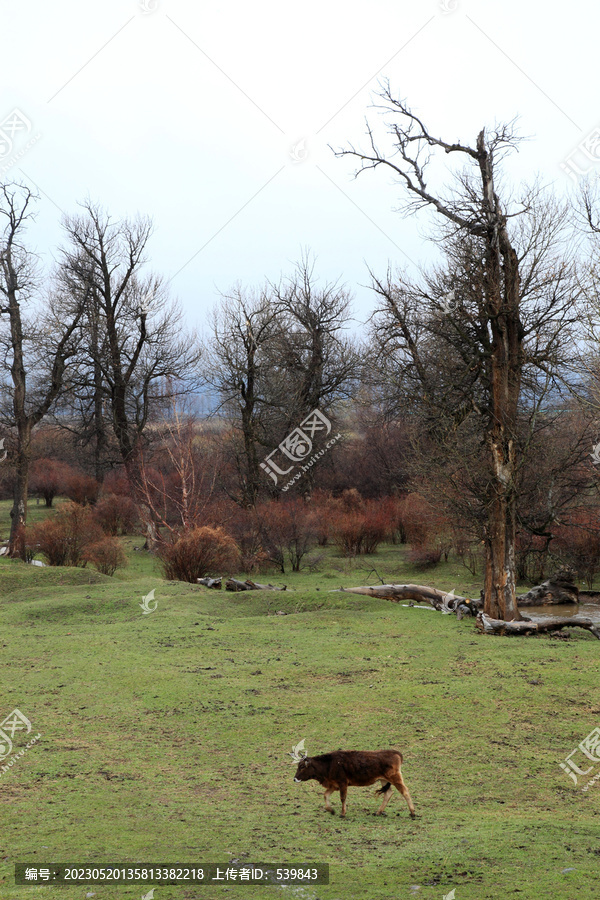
top-left (293, 749), bottom-right (415, 818)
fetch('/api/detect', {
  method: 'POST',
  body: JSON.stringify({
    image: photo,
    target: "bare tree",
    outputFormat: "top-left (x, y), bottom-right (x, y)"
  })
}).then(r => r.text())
top-left (206, 286), bottom-right (280, 507)
top-left (134, 397), bottom-right (221, 536)
top-left (268, 254), bottom-right (359, 427)
top-left (337, 87), bottom-right (580, 619)
top-left (59, 200), bottom-right (202, 546)
top-left (0, 183), bottom-right (85, 555)
top-left (0, 184), bottom-right (88, 556)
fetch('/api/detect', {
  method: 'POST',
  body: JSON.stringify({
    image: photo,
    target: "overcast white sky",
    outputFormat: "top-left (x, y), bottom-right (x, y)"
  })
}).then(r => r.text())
top-left (2, 0), bottom-right (598, 333)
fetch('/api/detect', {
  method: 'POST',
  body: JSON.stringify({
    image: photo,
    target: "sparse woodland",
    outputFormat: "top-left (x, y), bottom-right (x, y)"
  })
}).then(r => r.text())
top-left (4, 91), bottom-right (600, 627)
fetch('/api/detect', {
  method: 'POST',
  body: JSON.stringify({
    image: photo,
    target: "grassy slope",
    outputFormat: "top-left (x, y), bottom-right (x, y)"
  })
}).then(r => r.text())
top-left (0, 501), bottom-right (598, 899)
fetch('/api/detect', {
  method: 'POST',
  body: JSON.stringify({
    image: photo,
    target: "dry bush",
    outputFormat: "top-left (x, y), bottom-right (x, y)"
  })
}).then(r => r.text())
top-left (338, 488), bottom-right (364, 512)
top-left (29, 459), bottom-right (75, 507)
top-left (94, 493), bottom-right (139, 535)
top-left (26, 502), bottom-right (103, 567)
top-left (396, 493), bottom-right (434, 546)
top-left (332, 511), bottom-right (367, 556)
top-left (255, 499), bottom-right (318, 573)
top-left (103, 469), bottom-right (133, 497)
top-left (330, 500), bottom-right (388, 556)
top-left (407, 544), bottom-right (442, 569)
top-left (360, 501), bottom-right (389, 553)
top-left (83, 537), bottom-right (128, 576)
top-left (158, 526), bottom-right (240, 583)
top-left (64, 471), bottom-right (101, 505)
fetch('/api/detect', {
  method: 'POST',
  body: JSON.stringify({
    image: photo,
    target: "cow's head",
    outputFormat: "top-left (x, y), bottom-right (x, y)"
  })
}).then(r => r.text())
top-left (293, 756), bottom-right (316, 783)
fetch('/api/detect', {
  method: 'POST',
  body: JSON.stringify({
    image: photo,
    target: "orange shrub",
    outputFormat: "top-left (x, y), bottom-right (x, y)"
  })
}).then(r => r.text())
top-left (30, 459), bottom-right (75, 507)
top-left (330, 500), bottom-right (388, 556)
top-left (26, 502), bottom-right (103, 567)
top-left (255, 499), bottom-right (318, 572)
top-left (94, 493), bottom-right (139, 535)
top-left (64, 472), bottom-right (101, 505)
top-left (83, 537), bottom-right (128, 576)
top-left (158, 526), bottom-right (240, 583)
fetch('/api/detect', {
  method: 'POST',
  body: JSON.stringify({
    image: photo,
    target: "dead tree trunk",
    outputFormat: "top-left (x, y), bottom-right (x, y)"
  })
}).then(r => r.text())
top-left (197, 577), bottom-right (222, 589)
top-left (226, 578), bottom-right (287, 592)
top-left (330, 584), bottom-right (480, 615)
top-left (477, 613), bottom-right (600, 639)
top-left (516, 576), bottom-right (579, 606)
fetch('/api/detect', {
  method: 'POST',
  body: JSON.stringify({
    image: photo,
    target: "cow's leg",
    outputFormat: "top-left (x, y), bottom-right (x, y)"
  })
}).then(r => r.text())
top-left (339, 782), bottom-right (348, 817)
top-left (323, 788), bottom-right (335, 814)
top-left (375, 782), bottom-right (394, 815)
top-left (390, 774), bottom-right (416, 818)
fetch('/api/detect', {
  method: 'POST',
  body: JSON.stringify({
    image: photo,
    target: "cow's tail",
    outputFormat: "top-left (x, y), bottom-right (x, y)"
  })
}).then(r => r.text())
top-left (376, 782), bottom-right (391, 794)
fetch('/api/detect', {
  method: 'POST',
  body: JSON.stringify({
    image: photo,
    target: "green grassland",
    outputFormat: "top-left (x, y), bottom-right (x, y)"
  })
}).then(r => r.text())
top-left (0, 500), bottom-right (598, 900)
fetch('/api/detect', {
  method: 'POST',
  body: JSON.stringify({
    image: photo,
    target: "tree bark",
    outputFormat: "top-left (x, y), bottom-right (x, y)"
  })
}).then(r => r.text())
top-left (225, 578), bottom-right (287, 592)
top-left (516, 577), bottom-right (579, 606)
top-left (9, 422), bottom-right (31, 554)
top-left (330, 583), bottom-right (480, 614)
top-left (476, 612), bottom-right (600, 639)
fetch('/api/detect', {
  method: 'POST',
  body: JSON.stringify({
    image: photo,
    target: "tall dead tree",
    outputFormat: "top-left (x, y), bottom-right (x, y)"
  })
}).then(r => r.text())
top-left (0, 184), bottom-right (84, 555)
top-left (336, 86), bottom-right (579, 620)
top-left (206, 287), bottom-right (281, 507)
top-left (268, 254), bottom-right (358, 425)
top-left (60, 201), bottom-right (202, 546)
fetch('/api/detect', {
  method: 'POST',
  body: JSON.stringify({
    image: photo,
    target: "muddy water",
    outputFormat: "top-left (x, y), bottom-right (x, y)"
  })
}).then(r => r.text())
top-left (522, 602), bottom-right (600, 624)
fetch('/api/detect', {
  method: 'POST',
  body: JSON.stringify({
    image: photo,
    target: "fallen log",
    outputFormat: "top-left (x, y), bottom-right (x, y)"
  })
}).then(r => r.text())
top-left (516, 575), bottom-right (579, 606)
top-left (330, 584), bottom-right (480, 615)
top-left (476, 612), bottom-right (600, 639)
top-left (197, 577), bottom-right (222, 589)
top-left (226, 578), bottom-right (287, 592)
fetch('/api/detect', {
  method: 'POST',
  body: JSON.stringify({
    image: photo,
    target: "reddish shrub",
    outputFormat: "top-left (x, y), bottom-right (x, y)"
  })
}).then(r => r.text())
top-left (29, 459), bottom-right (75, 507)
top-left (331, 511), bottom-right (365, 556)
top-left (330, 500), bottom-right (388, 556)
top-left (360, 501), bottom-right (389, 554)
top-left (407, 545), bottom-right (442, 569)
top-left (83, 537), bottom-right (128, 576)
top-left (338, 488), bottom-right (364, 512)
top-left (206, 502), bottom-right (266, 573)
top-left (103, 470), bottom-right (133, 497)
top-left (94, 494), bottom-right (139, 535)
top-left (26, 502), bottom-right (103, 567)
top-left (158, 526), bottom-right (240, 583)
top-left (64, 472), bottom-right (101, 505)
top-left (255, 499), bottom-right (318, 573)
